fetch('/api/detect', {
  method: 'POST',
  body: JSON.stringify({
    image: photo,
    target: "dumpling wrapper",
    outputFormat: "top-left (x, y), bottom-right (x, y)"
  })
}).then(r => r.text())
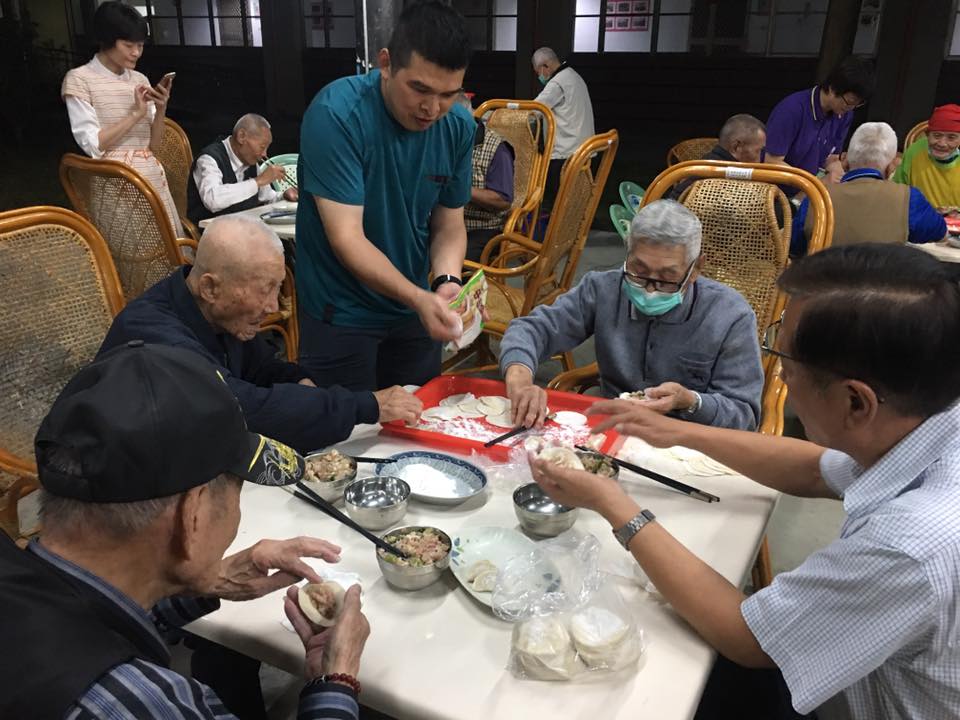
top-left (513, 616), bottom-right (580, 681)
top-left (552, 410), bottom-right (587, 427)
top-left (298, 582), bottom-right (345, 628)
top-left (421, 405), bottom-right (460, 422)
top-left (537, 446), bottom-right (585, 471)
top-left (485, 412), bottom-right (515, 429)
top-left (478, 395), bottom-right (511, 415)
top-left (470, 570), bottom-right (498, 593)
top-left (440, 392), bottom-right (475, 407)
top-left (465, 558), bottom-right (497, 582)
top-left (570, 606), bottom-right (641, 670)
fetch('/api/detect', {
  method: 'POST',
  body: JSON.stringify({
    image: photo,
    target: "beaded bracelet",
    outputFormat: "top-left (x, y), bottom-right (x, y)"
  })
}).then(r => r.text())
top-left (307, 673), bottom-right (361, 695)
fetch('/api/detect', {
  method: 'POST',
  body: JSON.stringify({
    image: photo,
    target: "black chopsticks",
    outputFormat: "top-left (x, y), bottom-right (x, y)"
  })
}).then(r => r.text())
top-left (293, 482), bottom-right (411, 558)
top-left (574, 446), bottom-right (719, 503)
top-left (484, 425), bottom-right (529, 448)
top-left (350, 456), bottom-right (391, 464)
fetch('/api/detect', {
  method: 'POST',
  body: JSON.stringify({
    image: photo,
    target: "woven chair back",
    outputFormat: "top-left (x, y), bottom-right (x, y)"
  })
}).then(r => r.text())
top-left (476, 100), bottom-right (555, 241)
top-left (666, 137), bottom-right (718, 167)
top-left (682, 178), bottom-right (790, 337)
top-left (155, 117), bottom-right (193, 221)
top-left (523, 130), bottom-right (619, 315)
top-left (904, 120), bottom-right (928, 150)
top-left (0, 206), bottom-right (124, 473)
top-left (60, 153), bottom-right (184, 302)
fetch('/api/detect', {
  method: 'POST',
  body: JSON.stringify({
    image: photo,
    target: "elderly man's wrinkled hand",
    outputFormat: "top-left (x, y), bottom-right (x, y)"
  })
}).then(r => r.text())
top-left (505, 365), bottom-right (547, 428)
top-left (374, 385), bottom-right (423, 426)
top-left (284, 584), bottom-right (369, 681)
top-left (283, 187), bottom-right (299, 202)
top-left (528, 454), bottom-right (626, 514)
top-left (258, 164), bottom-right (287, 187)
top-left (588, 398), bottom-right (690, 448)
top-left (212, 536), bottom-right (342, 601)
top-left (639, 382), bottom-right (697, 415)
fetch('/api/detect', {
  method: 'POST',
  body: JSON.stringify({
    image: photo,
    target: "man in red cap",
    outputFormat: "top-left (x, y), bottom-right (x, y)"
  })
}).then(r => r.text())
top-left (895, 104), bottom-right (960, 210)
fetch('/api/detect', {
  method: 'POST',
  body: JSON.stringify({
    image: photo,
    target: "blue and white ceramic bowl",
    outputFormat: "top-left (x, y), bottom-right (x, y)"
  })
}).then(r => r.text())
top-left (375, 451), bottom-right (487, 506)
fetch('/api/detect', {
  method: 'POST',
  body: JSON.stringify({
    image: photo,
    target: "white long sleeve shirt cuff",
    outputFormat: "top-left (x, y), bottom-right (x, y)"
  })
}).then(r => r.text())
top-left (64, 95), bottom-right (155, 159)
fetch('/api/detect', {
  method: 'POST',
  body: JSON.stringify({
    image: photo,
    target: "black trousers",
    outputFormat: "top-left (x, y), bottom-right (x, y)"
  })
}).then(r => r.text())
top-left (297, 309), bottom-right (440, 392)
top-left (694, 655), bottom-right (815, 720)
top-left (187, 635), bottom-right (266, 720)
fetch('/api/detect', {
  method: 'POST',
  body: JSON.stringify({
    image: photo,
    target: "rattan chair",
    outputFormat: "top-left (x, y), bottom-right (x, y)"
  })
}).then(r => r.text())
top-left (445, 130), bottom-right (619, 374)
top-left (549, 161), bottom-right (834, 588)
top-left (474, 100), bottom-right (555, 247)
top-left (154, 117), bottom-right (199, 239)
top-left (60, 152), bottom-right (194, 303)
top-left (666, 137), bottom-right (718, 167)
top-left (0, 206), bottom-right (125, 541)
top-left (904, 120), bottom-right (928, 149)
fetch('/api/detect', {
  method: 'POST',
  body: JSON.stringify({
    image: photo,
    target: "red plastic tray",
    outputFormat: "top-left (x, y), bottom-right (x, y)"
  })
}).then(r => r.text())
top-left (380, 375), bottom-right (624, 461)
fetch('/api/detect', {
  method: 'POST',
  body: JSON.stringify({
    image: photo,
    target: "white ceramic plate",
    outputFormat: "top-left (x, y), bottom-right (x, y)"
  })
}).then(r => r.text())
top-left (375, 451), bottom-right (487, 505)
top-left (449, 526), bottom-right (535, 608)
top-left (272, 200), bottom-right (298, 212)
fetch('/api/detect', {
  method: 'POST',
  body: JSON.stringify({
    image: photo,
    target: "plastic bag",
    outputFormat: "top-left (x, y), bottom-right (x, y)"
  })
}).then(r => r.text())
top-left (496, 533), bottom-right (645, 681)
top-left (443, 271), bottom-right (488, 352)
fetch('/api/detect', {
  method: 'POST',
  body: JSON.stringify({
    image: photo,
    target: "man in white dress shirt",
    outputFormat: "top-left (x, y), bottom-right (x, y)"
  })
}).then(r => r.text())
top-left (531, 47), bottom-right (595, 211)
top-left (186, 113), bottom-right (298, 225)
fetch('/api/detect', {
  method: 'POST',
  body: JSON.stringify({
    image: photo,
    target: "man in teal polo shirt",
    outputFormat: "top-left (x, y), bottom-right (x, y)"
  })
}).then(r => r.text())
top-left (295, 0), bottom-right (474, 391)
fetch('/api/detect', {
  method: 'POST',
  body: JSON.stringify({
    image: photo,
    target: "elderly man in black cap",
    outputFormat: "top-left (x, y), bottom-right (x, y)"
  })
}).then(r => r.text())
top-left (0, 342), bottom-right (369, 720)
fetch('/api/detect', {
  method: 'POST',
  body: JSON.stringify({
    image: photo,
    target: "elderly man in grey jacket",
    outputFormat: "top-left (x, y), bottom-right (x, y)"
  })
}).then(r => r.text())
top-left (500, 199), bottom-right (763, 430)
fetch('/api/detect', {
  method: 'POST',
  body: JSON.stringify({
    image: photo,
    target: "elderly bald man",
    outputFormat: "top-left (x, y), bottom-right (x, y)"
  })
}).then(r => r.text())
top-left (187, 113), bottom-right (298, 225)
top-left (98, 216), bottom-right (422, 452)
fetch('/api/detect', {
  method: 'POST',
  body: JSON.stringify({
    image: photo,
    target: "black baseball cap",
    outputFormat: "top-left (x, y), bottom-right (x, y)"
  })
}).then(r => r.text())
top-left (35, 341), bottom-right (304, 502)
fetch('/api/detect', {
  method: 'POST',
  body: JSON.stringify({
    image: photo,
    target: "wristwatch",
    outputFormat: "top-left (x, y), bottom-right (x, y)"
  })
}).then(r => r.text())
top-left (683, 391), bottom-right (702, 415)
top-left (612, 509), bottom-right (656, 549)
top-left (430, 274), bottom-right (463, 292)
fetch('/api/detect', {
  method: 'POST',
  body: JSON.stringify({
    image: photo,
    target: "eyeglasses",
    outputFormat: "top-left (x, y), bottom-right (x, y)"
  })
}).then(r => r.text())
top-left (760, 315), bottom-right (886, 403)
top-left (840, 93), bottom-right (865, 110)
top-left (623, 258), bottom-right (696, 293)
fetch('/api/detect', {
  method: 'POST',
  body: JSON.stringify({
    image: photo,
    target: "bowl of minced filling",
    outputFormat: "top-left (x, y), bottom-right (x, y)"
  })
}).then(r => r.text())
top-left (302, 449), bottom-right (357, 503)
top-left (376, 526), bottom-right (451, 590)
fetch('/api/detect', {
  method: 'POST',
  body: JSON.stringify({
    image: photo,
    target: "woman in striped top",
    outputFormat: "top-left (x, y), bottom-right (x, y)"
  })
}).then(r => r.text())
top-left (61, 1), bottom-right (184, 237)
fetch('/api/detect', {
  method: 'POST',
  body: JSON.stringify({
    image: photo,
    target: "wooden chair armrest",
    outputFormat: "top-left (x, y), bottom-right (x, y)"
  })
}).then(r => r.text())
top-left (181, 216), bottom-right (201, 242)
top-left (759, 364), bottom-right (787, 436)
top-left (176, 237), bottom-right (198, 265)
top-left (479, 231), bottom-right (543, 265)
top-left (464, 257), bottom-right (539, 278)
top-left (547, 362), bottom-right (600, 392)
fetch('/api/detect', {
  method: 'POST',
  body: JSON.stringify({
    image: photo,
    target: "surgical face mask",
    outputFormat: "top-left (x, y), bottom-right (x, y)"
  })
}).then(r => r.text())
top-left (622, 280), bottom-right (684, 316)
top-left (538, 73), bottom-right (549, 86)
top-left (931, 146), bottom-right (960, 163)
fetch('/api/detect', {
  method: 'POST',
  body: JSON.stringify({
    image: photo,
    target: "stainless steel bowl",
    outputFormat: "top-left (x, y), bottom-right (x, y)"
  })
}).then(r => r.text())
top-left (343, 476), bottom-right (409, 530)
top-left (302, 450), bottom-right (358, 503)
top-left (575, 449), bottom-right (621, 482)
top-left (376, 525), bottom-right (451, 590)
top-left (513, 483), bottom-right (579, 537)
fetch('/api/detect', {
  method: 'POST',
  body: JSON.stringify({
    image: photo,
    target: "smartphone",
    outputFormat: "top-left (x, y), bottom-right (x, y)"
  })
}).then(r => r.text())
top-left (160, 71), bottom-right (176, 86)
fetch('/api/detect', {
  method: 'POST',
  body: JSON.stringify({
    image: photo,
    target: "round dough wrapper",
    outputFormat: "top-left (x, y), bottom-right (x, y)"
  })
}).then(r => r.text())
top-left (298, 582), bottom-right (345, 627)
top-left (570, 606), bottom-right (630, 651)
top-left (537, 446), bottom-right (585, 471)
top-left (514, 617), bottom-right (580, 681)
top-left (421, 405), bottom-right (460, 422)
top-left (485, 412), bottom-right (515, 429)
top-left (457, 398), bottom-right (483, 413)
top-left (552, 410), bottom-right (587, 427)
top-left (479, 395), bottom-right (511, 415)
top-left (440, 392), bottom-right (475, 407)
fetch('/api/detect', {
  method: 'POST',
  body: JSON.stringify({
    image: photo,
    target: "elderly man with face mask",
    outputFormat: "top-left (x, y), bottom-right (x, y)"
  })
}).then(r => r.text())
top-left (895, 103), bottom-right (960, 211)
top-left (187, 113), bottom-right (298, 226)
top-left (0, 344), bottom-right (370, 719)
top-left (98, 215), bottom-right (422, 452)
top-left (499, 199), bottom-right (763, 431)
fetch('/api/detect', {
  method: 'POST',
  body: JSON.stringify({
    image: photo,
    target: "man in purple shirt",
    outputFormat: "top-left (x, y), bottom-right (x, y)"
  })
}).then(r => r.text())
top-left (765, 56), bottom-right (875, 190)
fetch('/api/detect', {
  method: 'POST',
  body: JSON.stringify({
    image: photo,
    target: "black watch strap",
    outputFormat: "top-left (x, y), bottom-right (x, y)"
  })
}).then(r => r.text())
top-left (431, 274), bottom-right (462, 292)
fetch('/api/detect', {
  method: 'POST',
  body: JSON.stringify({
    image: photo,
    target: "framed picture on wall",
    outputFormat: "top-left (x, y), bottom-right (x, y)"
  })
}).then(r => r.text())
top-left (605, 16), bottom-right (614, 29)
top-left (616, 1), bottom-right (632, 14)
top-left (631, 14), bottom-right (649, 30)
top-left (606, 2), bottom-right (619, 14)
top-left (631, 0), bottom-right (649, 13)
top-left (615, 15), bottom-right (630, 29)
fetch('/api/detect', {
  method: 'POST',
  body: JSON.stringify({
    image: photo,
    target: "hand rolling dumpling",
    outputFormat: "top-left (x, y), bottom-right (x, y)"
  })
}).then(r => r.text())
top-left (537, 446), bottom-right (585, 471)
top-left (298, 581), bottom-right (345, 627)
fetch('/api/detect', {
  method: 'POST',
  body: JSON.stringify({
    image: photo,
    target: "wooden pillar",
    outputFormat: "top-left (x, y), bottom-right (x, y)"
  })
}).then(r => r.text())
top-left (514, 0), bottom-right (536, 98)
top-left (869, 0), bottom-right (952, 139)
top-left (816, 0), bottom-right (861, 81)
